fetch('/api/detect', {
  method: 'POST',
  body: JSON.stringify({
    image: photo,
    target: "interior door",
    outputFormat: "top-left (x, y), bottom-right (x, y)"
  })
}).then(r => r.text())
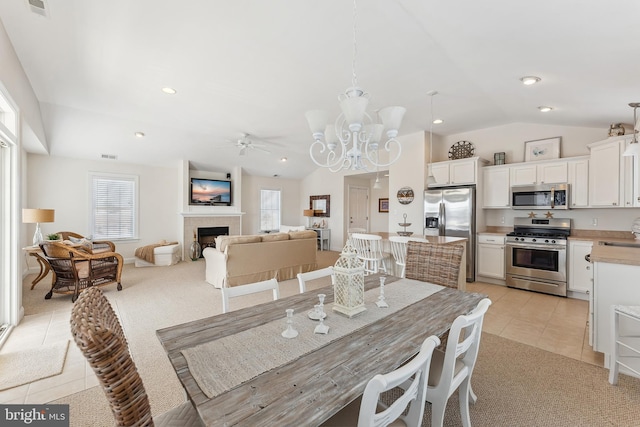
top-left (348, 186), bottom-right (369, 232)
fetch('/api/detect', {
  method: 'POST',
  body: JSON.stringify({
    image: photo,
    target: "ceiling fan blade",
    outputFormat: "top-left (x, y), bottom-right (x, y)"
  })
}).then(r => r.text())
top-left (252, 145), bottom-right (271, 154)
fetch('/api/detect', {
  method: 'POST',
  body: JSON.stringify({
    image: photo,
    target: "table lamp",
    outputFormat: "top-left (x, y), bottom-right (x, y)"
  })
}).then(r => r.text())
top-left (22, 208), bottom-right (55, 246)
top-left (303, 209), bottom-right (314, 229)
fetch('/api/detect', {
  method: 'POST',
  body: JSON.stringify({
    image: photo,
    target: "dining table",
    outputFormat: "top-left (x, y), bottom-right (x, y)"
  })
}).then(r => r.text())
top-left (156, 274), bottom-right (487, 426)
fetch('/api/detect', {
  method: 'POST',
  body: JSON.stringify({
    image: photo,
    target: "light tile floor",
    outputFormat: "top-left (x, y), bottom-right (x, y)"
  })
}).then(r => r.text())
top-left (0, 281), bottom-right (604, 406)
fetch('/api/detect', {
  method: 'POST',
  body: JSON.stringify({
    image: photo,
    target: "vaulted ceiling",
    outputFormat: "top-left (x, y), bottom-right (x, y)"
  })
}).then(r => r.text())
top-left (2, 0), bottom-right (639, 178)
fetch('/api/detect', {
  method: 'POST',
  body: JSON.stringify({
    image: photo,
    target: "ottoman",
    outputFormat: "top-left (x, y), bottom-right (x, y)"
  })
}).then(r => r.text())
top-left (134, 243), bottom-right (181, 267)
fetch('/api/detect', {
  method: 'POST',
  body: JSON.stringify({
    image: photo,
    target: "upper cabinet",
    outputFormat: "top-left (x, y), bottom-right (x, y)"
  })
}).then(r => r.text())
top-left (567, 157), bottom-right (589, 208)
top-left (427, 157), bottom-right (489, 187)
top-left (587, 135), bottom-right (638, 207)
top-left (483, 166), bottom-right (510, 208)
top-left (510, 161), bottom-right (568, 186)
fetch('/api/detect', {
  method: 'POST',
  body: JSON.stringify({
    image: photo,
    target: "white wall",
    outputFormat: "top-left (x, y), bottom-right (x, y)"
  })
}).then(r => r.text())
top-left (241, 174), bottom-right (301, 234)
top-left (27, 154), bottom-right (180, 261)
top-left (437, 122), bottom-right (604, 164)
top-left (388, 132), bottom-right (428, 236)
top-left (369, 175), bottom-right (390, 233)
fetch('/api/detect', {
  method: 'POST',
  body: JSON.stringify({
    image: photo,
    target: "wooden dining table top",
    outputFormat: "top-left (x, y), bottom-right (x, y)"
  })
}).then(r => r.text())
top-left (156, 274), bottom-right (487, 426)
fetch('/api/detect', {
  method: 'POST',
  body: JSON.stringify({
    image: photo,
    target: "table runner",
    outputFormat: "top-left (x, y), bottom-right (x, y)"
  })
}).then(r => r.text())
top-left (181, 278), bottom-right (443, 398)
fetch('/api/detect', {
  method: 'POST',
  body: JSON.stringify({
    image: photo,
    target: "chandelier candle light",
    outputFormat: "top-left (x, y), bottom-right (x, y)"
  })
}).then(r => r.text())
top-left (305, 0), bottom-right (406, 172)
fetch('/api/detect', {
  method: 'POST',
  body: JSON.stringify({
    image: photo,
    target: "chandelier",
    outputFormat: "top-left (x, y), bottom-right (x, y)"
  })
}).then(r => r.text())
top-left (305, 0), bottom-right (406, 172)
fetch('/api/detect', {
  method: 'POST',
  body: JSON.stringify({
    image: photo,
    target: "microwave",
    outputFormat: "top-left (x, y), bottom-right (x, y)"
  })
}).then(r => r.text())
top-left (511, 183), bottom-right (570, 210)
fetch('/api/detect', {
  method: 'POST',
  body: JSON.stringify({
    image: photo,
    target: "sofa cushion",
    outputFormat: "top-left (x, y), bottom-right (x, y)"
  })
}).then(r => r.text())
top-left (289, 230), bottom-right (318, 240)
top-left (261, 233), bottom-right (290, 242)
top-left (216, 235), bottom-right (262, 253)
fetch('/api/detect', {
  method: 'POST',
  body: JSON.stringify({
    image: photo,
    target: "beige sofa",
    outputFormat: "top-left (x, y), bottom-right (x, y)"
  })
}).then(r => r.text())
top-left (203, 230), bottom-right (318, 288)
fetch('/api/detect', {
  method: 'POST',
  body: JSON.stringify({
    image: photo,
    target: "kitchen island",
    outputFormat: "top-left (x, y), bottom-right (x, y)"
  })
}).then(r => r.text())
top-left (589, 239), bottom-right (640, 379)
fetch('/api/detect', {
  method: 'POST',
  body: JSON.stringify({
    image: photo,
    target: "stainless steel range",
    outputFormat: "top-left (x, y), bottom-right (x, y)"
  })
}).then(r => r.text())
top-left (506, 217), bottom-right (571, 297)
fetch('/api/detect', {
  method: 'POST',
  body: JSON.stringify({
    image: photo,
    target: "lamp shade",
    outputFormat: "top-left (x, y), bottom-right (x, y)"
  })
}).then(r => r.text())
top-left (303, 209), bottom-right (315, 217)
top-left (305, 110), bottom-right (329, 135)
top-left (22, 208), bottom-right (55, 223)
top-left (378, 106), bottom-right (406, 132)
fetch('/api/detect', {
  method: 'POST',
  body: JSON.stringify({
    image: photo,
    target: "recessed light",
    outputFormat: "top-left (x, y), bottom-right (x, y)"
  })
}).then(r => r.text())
top-left (520, 76), bottom-right (541, 85)
top-left (538, 106), bottom-right (553, 112)
top-left (134, 132), bottom-right (145, 138)
top-left (433, 119), bottom-right (444, 125)
top-left (161, 87), bottom-right (177, 94)
top-left (280, 157), bottom-right (288, 162)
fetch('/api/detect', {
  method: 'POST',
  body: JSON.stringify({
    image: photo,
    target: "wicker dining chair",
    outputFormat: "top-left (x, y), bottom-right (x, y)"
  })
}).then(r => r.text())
top-left (404, 241), bottom-right (463, 288)
top-left (70, 287), bottom-right (203, 427)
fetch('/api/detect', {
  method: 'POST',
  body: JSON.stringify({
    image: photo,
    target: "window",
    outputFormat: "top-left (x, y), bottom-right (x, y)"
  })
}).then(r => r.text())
top-left (90, 172), bottom-right (138, 240)
top-left (260, 189), bottom-right (281, 232)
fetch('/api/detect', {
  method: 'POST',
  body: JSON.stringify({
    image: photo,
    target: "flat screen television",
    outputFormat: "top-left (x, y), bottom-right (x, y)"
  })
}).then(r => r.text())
top-left (190, 178), bottom-right (231, 206)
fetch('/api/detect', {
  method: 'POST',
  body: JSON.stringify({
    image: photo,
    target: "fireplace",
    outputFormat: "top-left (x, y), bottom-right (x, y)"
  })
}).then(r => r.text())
top-left (197, 226), bottom-right (230, 253)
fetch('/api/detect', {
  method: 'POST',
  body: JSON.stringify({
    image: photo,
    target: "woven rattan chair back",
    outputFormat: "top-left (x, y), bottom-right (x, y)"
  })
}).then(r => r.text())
top-left (404, 241), bottom-right (463, 288)
top-left (70, 287), bottom-right (154, 427)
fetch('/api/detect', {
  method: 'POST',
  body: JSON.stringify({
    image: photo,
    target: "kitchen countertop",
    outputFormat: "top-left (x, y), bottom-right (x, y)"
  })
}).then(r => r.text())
top-left (372, 232), bottom-right (467, 245)
top-left (568, 232), bottom-right (640, 266)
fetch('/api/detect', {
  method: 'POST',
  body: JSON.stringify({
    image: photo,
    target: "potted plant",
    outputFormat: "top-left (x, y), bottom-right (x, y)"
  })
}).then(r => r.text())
top-left (46, 233), bottom-right (61, 241)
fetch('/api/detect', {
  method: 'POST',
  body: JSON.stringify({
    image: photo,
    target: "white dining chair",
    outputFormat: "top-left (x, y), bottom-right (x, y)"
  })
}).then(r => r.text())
top-left (350, 233), bottom-right (387, 275)
top-left (426, 298), bottom-right (492, 427)
top-left (388, 236), bottom-right (410, 278)
top-left (221, 278), bottom-right (280, 313)
top-left (609, 305), bottom-right (640, 385)
top-left (297, 266), bottom-right (334, 293)
top-left (321, 335), bottom-right (441, 427)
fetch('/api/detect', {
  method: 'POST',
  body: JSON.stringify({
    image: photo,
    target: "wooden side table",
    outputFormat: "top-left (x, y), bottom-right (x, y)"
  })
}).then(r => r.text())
top-left (22, 246), bottom-right (51, 290)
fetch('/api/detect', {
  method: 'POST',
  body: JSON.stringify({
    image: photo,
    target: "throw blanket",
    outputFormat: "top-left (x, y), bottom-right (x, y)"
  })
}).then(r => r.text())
top-left (134, 241), bottom-right (178, 264)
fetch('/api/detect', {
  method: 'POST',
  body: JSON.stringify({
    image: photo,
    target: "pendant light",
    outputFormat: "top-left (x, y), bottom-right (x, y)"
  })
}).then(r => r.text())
top-left (623, 102), bottom-right (640, 157)
top-left (426, 91), bottom-right (438, 186)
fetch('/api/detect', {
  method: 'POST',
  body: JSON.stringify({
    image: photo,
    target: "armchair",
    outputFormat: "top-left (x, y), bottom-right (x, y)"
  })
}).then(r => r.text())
top-left (39, 241), bottom-right (123, 302)
top-left (56, 231), bottom-right (115, 254)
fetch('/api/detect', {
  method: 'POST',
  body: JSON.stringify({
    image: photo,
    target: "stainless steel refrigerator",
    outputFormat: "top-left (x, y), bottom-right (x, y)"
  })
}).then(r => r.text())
top-left (424, 186), bottom-right (476, 282)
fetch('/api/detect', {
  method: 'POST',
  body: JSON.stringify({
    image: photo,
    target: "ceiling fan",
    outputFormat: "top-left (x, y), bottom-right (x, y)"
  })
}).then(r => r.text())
top-left (232, 133), bottom-right (271, 156)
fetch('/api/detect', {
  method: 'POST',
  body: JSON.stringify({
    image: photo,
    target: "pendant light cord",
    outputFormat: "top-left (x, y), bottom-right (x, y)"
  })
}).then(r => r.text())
top-left (351, 0), bottom-right (358, 89)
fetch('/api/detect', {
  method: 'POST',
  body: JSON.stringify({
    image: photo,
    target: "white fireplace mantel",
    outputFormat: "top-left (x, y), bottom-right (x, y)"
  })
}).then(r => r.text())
top-left (181, 212), bottom-right (245, 217)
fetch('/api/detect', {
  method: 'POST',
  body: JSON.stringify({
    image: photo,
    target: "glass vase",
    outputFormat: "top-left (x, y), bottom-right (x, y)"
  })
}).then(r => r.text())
top-left (189, 239), bottom-right (201, 261)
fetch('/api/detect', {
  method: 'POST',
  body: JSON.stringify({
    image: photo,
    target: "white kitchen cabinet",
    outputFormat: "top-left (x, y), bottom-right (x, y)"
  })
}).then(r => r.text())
top-left (428, 157), bottom-right (488, 187)
top-left (567, 157), bottom-right (589, 208)
top-left (482, 166), bottom-right (510, 208)
top-left (477, 234), bottom-right (505, 279)
top-left (568, 240), bottom-right (593, 294)
top-left (588, 136), bottom-right (633, 207)
top-left (510, 160), bottom-right (568, 186)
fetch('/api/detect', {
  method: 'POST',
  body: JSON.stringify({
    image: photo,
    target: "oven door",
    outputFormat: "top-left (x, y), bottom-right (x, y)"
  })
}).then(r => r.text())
top-left (506, 242), bottom-right (566, 282)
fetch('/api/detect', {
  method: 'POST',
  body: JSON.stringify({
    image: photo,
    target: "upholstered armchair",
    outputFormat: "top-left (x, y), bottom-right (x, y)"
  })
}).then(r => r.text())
top-left (39, 241), bottom-right (123, 302)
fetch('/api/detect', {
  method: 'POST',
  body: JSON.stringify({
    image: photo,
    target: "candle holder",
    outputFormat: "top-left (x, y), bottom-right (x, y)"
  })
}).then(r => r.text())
top-left (314, 303), bottom-right (329, 334)
top-left (281, 308), bottom-right (299, 338)
top-left (376, 276), bottom-right (389, 308)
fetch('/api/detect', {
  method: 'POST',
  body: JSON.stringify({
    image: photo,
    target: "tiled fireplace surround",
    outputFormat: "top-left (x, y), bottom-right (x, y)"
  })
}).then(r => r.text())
top-left (182, 214), bottom-right (241, 260)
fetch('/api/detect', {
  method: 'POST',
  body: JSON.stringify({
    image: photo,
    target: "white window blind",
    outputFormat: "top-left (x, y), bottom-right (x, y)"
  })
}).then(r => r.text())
top-left (260, 189), bottom-right (281, 232)
top-left (90, 173), bottom-right (138, 240)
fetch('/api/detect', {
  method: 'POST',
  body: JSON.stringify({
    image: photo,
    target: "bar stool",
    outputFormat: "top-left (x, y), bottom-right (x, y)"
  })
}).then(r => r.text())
top-left (609, 305), bottom-right (640, 385)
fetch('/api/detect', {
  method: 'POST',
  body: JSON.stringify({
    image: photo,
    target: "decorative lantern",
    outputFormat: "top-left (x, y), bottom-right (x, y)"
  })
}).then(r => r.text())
top-left (333, 239), bottom-right (366, 318)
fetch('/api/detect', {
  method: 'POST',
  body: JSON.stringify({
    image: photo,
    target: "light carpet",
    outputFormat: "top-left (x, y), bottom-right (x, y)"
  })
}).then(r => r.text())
top-left (25, 251), bottom-right (640, 426)
top-left (0, 340), bottom-right (69, 391)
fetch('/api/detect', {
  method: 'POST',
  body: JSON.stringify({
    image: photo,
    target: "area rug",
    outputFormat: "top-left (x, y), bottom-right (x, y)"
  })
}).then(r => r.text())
top-left (0, 340), bottom-right (69, 391)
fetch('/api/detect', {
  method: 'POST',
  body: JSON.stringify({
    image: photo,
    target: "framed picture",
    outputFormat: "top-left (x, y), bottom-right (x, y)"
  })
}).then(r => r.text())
top-left (524, 137), bottom-right (561, 162)
top-left (378, 198), bottom-right (389, 213)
